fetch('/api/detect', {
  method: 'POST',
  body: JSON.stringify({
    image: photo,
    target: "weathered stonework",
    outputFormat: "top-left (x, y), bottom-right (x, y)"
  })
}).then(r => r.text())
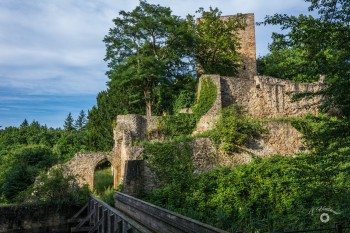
top-left (61, 115), bottom-right (161, 191)
top-left (191, 138), bottom-right (218, 172)
top-left (195, 75), bottom-right (324, 134)
top-left (228, 13), bottom-right (257, 79)
top-left (63, 152), bottom-right (119, 189)
top-left (192, 121), bottom-right (304, 172)
top-left (112, 114), bottom-right (160, 187)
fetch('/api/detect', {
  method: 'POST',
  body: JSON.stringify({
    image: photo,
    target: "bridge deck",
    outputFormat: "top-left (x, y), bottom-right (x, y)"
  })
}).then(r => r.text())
top-left (70, 192), bottom-right (228, 233)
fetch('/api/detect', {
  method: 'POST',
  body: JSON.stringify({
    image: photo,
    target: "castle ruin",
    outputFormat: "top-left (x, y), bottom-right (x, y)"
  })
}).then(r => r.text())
top-left (63, 13), bottom-right (324, 193)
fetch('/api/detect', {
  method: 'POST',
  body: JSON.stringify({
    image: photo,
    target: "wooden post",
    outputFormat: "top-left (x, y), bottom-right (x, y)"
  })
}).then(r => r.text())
top-left (336, 223), bottom-right (343, 233)
top-left (109, 214), bottom-right (115, 233)
top-left (98, 205), bottom-right (103, 232)
top-left (103, 209), bottom-right (108, 232)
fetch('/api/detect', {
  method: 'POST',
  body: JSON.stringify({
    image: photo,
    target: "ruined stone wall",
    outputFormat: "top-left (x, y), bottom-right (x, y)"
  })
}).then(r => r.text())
top-left (195, 74), bottom-right (323, 134)
top-left (63, 152), bottom-right (118, 189)
top-left (192, 121), bottom-right (304, 172)
top-left (0, 204), bottom-right (79, 233)
top-left (114, 114), bottom-right (160, 142)
top-left (252, 76), bottom-right (323, 117)
top-left (61, 115), bottom-right (161, 192)
top-left (113, 114), bottom-right (160, 186)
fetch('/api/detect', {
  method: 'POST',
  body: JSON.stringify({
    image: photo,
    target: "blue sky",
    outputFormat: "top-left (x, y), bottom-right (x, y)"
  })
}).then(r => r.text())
top-left (0, 0), bottom-right (310, 128)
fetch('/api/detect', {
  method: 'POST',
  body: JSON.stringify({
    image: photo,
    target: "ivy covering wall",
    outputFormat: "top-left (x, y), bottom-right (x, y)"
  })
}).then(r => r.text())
top-left (158, 77), bottom-right (217, 138)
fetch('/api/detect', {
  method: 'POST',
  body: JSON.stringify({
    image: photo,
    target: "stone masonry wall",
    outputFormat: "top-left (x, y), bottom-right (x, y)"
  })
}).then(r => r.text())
top-left (192, 121), bottom-right (304, 172)
top-left (220, 13), bottom-right (257, 79)
top-left (224, 75), bottom-right (323, 118)
top-left (195, 75), bottom-right (323, 133)
top-left (61, 115), bottom-right (160, 192)
top-left (246, 76), bottom-right (323, 118)
top-left (63, 152), bottom-right (118, 189)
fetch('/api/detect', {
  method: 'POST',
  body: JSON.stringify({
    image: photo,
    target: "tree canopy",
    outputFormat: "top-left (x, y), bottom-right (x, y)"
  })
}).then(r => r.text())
top-left (86, 2), bottom-right (246, 150)
top-left (257, 0), bottom-right (350, 117)
top-left (103, 0), bottom-right (196, 120)
top-left (102, 2), bottom-right (246, 120)
top-left (194, 7), bottom-right (245, 76)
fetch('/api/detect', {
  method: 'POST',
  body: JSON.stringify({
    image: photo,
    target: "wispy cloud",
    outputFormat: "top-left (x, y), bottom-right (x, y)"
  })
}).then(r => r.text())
top-left (0, 0), bottom-right (113, 97)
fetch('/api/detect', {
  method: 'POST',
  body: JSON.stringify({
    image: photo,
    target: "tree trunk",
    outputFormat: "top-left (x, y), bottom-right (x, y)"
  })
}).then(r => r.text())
top-left (144, 89), bottom-right (152, 123)
top-left (146, 99), bottom-right (152, 123)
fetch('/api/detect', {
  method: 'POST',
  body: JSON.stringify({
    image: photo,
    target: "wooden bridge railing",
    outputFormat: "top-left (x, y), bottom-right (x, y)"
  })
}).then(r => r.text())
top-left (69, 194), bottom-right (152, 233)
top-left (69, 192), bottom-right (229, 233)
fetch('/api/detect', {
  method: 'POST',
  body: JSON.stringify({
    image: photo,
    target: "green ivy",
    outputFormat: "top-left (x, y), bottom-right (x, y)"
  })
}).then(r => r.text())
top-left (158, 114), bottom-right (197, 138)
top-left (192, 78), bottom-right (217, 120)
top-left (141, 140), bottom-right (193, 186)
top-left (172, 90), bottom-right (195, 114)
top-left (211, 106), bottom-right (265, 153)
top-left (158, 77), bottom-right (217, 138)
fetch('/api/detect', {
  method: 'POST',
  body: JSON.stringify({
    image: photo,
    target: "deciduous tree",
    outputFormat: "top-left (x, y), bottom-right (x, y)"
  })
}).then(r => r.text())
top-left (104, 1), bottom-right (195, 120)
top-left (258, 0), bottom-right (350, 116)
top-left (194, 7), bottom-right (246, 76)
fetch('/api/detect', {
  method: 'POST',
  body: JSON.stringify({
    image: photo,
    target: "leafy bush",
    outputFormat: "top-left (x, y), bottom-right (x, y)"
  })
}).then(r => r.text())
top-left (172, 90), bottom-right (195, 114)
top-left (158, 114), bottom-right (197, 138)
top-left (0, 145), bottom-right (57, 202)
top-left (141, 140), bottom-right (193, 186)
top-left (92, 161), bottom-right (115, 205)
top-left (93, 165), bottom-right (114, 194)
top-left (142, 153), bottom-right (350, 232)
top-left (95, 186), bottom-right (115, 206)
top-left (212, 106), bottom-right (264, 153)
top-left (28, 166), bottom-right (89, 207)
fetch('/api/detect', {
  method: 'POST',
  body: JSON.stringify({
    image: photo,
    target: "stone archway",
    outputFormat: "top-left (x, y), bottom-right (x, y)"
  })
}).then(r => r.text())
top-left (93, 159), bottom-right (114, 193)
top-left (63, 152), bottom-right (121, 190)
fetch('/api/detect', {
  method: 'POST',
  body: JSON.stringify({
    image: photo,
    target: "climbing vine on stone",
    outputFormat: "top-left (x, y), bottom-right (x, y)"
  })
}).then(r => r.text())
top-left (141, 141), bottom-right (193, 186)
top-left (192, 78), bottom-right (217, 120)
top-left (211, 106), bottom-right (265, 153)
top-left (158, 77), bottom-right (217, 138)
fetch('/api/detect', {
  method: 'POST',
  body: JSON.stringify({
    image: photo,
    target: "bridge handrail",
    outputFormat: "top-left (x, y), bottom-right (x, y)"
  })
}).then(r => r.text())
top-left (88, 194), bottom-right (153, 233)
top-left (115, 191), bottom-right (229, 233)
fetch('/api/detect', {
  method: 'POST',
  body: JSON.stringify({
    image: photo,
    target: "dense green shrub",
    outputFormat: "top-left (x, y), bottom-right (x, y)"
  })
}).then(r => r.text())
top-left (25, 166), bottom-right (90, 207)
top-left (212, 106), bottom-right (264, 153)
top-left (96, 186), bottom-right (115, 206)
top-left (158, 114), bottom-right (197, 138)
top-left (0, 145), bottom-right (57, 202)
top-left (143, 153), bottom-right (350, 232)
top-left (172, 90), bottom-right (195, 114)
top-left (0, 117), bottom-right (89, 204)
top-left (141, 140), bottom-right (193, 186)
top-left (92, 161), bottom-right (115, 205)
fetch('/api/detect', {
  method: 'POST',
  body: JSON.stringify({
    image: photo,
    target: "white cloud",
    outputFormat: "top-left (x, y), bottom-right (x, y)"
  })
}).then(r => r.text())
top-left (0, 0), bottom-right (113, 96)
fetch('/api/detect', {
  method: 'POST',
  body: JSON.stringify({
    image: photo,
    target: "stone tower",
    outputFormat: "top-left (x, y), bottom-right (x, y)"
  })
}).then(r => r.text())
top-left (220, 13), bottom-right (257, 79)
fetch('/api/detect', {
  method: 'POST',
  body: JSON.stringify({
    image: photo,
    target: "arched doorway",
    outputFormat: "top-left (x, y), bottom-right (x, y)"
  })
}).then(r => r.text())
top-left (93, 159), bottom-right (114, 203)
